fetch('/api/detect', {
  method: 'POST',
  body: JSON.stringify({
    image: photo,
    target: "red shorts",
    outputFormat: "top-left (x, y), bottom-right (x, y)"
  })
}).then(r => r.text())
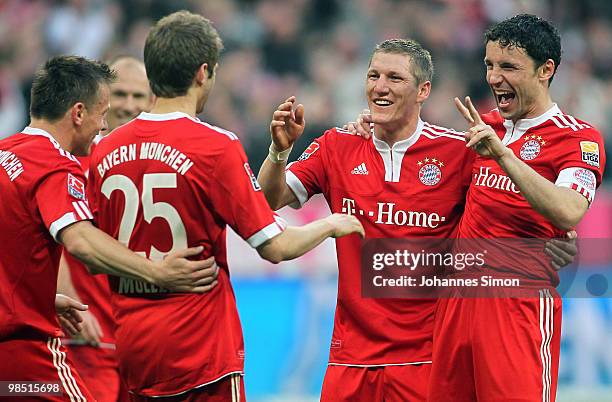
top-left (0, 337), bottom-right (96, 401)
top-left (428, 289), bottom-right (562, 402)
top-left (320, 363), bottom-right (431, 402)
top-left (128, 374), bottom-right (245, 402)
top-left (66, 345), bottom-right (129, 402)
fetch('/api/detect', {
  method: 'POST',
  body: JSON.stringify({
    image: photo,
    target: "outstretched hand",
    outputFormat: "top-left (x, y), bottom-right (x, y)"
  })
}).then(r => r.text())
top-left (455, 96), bottom-right (509, 160)
top-left (270, 96), bottom-right (306, 151)
top-left (324, 213), bottom-right (365, 239)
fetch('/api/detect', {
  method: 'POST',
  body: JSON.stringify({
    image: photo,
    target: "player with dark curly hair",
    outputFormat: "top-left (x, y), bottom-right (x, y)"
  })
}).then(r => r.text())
top-left (428, 14), bottom-right (605, 402)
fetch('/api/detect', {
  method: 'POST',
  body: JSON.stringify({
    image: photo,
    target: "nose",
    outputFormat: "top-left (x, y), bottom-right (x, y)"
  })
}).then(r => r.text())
top-left (124, 95), bottom-right (139, 115)
top-left (487, 68), bottom-right (503, 86)
top-left (373, 76), bottom-right (389, 94)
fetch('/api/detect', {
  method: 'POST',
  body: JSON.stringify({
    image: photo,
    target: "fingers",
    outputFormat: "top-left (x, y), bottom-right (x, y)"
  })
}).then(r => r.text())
top-left (356, 116), bottom-right (373, 139)
top-left (55, 294), bottom-right (88, 314)
top-left (549, 238), bottom-right (577, 255)
top-left (68, 299), bottom-right (88, 312)
top-left (343, 122), bottom-right (358, 132)
top-left (294, 104), bottom-right (305, 125)
top-left (191, 263), bottom-right (219, 286)
top-left (464, 96), bottom-right (484, 125)
top-left (185, 256), bottom-right (218, 272)
top-left (566, 230), bottom-right (578, 240)
top-left (199, 256), bottom-right (216, 269)
top-left (545, 239), bottom-right (576, 271)
top-left (190, 280), bottom-right (219, 294)
top-left (167, 246), bottom-right (203, 259)
top-left (465, 129), bottom-right (488, 149)
top-left (59, 315), bottom-right (80, 336)
top-left (545, 246), bottom-right (569, 271)
top-left (454, 97), bottom-right (475, 125)
top-left (272, 110), bottom-right (291, 120)
top-left (81, 322), bottom-right (100, 346)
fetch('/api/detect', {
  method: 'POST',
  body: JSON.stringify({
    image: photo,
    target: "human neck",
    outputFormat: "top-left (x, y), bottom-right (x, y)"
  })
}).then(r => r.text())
top-left (373, 114), bottom-right (420, 147)
top-left (150, 91), bottom-right (199, 117)
top-left (28, 117), bottom-right (74, 152)
top-left (512, 92), bottom-right (554, 123)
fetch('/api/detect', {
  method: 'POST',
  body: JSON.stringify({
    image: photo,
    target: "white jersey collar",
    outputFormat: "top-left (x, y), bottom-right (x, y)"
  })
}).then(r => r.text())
top-left (22, 126), bottom-right (56, 140)
top-left (501, 104), bottom-right (561, 145)
top-left (372, 119), bottom-right (424, 182)
top-left (137, 111), bottom-right (195, 121)
top-left (372, 118), bottom-right (424, 153)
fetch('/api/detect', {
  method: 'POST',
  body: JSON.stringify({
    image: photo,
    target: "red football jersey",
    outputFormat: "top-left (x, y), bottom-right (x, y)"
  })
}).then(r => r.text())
top-left (286, 121), bottom-right (474, 365)
top-left (0, 127), bottom-right (93, 340)
top-left (457, 105), bottom-right (606, 284)
top-left (88, 111), bottom-right (285, 397)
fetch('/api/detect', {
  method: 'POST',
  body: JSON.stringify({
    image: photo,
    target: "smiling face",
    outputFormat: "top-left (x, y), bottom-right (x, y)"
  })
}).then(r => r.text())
top-left (108, 59), bottom-right (152, 131)
top-left (366, 52), bottom-right (427, 132)
top-left (485, 40), bottom-right (553, 122)
top-left (74, 84), bottom-right (110, 156)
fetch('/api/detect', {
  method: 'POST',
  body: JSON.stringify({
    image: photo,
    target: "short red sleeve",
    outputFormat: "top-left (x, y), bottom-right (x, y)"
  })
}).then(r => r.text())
top-left (36, 164), bottom-right (93, 241)
top-left (285, 131), bottom-right (330, 208)
top-left (209, 140), bottom-right (285, 248)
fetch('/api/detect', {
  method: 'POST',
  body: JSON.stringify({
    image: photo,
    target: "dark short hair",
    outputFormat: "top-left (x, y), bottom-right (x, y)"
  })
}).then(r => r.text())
top-left (370, 39), bottom-right (434, 85)
top-left (484, 14), bottom-right (561, 84)
top-left (144, 10), bottom-right (224, 98)
top-left (30, 55), bottom-right (115, 121)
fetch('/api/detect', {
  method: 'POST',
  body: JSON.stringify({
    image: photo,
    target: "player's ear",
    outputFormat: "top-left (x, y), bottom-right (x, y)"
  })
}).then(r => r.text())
top-left (70, 102), bottom-right (86, 126)
top-left (417, 81), bottom-right (431, 104)
top-left (539, 59), bottom-right (555, 85)
top-left (195, 63), bottom-right (210, 86)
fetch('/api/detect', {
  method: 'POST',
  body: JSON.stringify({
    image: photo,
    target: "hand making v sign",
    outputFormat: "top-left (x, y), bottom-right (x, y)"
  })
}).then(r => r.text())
top-left (455, 96), bottom-right (510, 161)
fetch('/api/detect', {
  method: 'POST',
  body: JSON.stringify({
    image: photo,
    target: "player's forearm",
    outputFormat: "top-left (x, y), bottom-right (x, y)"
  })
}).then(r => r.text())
top-left (497, 151), bottom-right (588, 230)
top-left (60, 221), bottom-right (155, 283)
top-left (57, 254), bottom-right (82, 301)
top-left (257, 221), bottom-right (334, 263)
top-left (258, 156), bottom-right (293, 210)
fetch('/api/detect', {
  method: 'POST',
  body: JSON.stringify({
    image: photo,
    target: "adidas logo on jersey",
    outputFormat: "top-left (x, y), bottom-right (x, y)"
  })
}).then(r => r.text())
top-left (351, 163), bottom-right (369, 175)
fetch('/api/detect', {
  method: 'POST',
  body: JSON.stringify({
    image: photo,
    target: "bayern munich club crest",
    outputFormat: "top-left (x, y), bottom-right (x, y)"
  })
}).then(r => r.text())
top-left (417, 157), bottom-right (444, 186)
top-left (520, 135), bottom-right (546, 161)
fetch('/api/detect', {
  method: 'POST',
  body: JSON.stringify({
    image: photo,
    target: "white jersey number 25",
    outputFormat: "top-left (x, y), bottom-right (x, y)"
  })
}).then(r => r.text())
top-left (101, 173), bottom-right (187, 260)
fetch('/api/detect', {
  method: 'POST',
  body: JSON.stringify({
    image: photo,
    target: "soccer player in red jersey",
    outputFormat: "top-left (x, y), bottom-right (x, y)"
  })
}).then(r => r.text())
top-left (427, 14), bottom-right (606, 402)
top-left (0, 55), bottom-right (218, 401)
top-left (86, 11), bottom-right (364, 401)
top-left (258, 39), bottom-right (474, 401)
top-left (57, 56), bottom-right (153, 402)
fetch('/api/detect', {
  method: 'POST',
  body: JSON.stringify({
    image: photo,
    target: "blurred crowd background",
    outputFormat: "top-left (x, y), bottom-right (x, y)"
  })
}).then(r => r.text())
top-left (0, 0), bottom-right (610, 401)
top-left (1, 0), bottom-right (611, 176)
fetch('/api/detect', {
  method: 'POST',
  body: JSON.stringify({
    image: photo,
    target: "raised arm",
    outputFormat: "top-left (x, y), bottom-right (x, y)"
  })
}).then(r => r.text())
top-left (456, 96), bottom-right (589, 231)
top-left (258, 96), bottom-right (305, 210)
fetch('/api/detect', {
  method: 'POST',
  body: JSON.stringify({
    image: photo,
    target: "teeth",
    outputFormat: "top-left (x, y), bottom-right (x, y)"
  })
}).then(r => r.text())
top-left (374, 100), bottom-right (392, 106)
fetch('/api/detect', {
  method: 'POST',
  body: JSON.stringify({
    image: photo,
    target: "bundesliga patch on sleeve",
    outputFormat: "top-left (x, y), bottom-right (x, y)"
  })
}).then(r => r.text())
top-left (244, 163), bottom-right (261, 191)
top-left (580, 141), bottom-right (600, 168)
top-left (67, 173), bottom-right (86, 200)
top-left (297, 141), bottom-right (320, 161)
